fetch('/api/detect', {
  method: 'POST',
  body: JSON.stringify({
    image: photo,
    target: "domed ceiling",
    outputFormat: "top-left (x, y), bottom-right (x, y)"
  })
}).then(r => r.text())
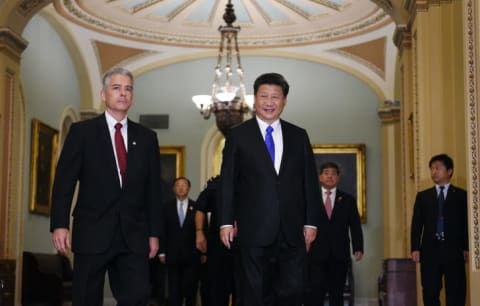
top-left (55, 0), bottom-right (391, 48)
top-left (47, 0), bottom-right (396, 101)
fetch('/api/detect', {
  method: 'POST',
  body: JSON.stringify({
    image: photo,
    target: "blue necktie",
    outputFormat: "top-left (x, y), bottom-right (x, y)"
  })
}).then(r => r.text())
top-left (436, 186), bottom-right (445, 240)
top-left (178, 201), bottom-right (185, 226)
top-left (265, 126), bottom-right (275, 164)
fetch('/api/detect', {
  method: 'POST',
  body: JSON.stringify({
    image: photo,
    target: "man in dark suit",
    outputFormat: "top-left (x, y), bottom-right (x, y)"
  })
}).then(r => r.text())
top-left (159, 177), bottom-right (200, 306)
top-left (219, 73), bottom-right (321, 306)
top-left (304, 162), bottom-right (363, 306)
top-left (411, 153), bottom-right (468, 306)
top-left (195, 176), bottom-right (237, 306)
top-left (50, 67), bottom-right (162, 306)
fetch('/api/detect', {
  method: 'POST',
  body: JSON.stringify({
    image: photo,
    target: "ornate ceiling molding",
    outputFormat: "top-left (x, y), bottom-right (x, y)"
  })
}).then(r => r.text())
top-left (55, 0), bottom-right (392, 48)
top-left (17, 0), bottom-right (51, 18)
top-left (370, 0), bottom-right (393, 13)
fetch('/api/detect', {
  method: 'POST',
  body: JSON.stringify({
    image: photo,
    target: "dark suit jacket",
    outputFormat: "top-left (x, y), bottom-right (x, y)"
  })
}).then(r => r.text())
top-left (309, 189), bottom-right (363, 262)
top-left (411, 184), bottom-right (468, 260)
top-left (50, 114), bottom-right (162, 255)
top-left (195, 176), bottom-right (221, 240)
top-left (219, 118), bottom-right (321, 247)
top-left (160, 199), bottom-right (199, 264)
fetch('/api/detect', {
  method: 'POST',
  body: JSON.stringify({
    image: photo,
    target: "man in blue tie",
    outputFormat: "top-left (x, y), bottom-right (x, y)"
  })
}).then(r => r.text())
top-left (219, 73), bottom-right (321, 306)
top-left (159, 177), bottom-right (200, 306)
top-left (411, 154), bottom-right (468, 306)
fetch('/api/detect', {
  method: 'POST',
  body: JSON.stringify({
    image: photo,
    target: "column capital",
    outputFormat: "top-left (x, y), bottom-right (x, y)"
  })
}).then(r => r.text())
top-left (393, 25), bottom-right (412, 54)
top-left (378, 100), bottom-right (400, 123)
top-left (0, 28), bottom-right (28, 60)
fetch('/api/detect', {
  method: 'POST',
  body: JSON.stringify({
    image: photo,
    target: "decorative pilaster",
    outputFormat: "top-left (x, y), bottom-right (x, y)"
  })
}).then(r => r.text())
top-left (378, 100), bottom-right (406, 257)
top-left (0, 26), bottom-right (28, 306)
top-left (463, 1), bottom-right (480, 303)
top-left (463, 0), bottom-right (480, 272)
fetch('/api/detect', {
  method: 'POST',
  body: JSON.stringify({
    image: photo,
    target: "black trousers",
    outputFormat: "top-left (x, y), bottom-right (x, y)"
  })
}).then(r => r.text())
top-left (166, 259), bottom-right (200, 306)
top-left (238, 236), bottom-right (305, 306)
top-left (420, 244), bottom-right (466, 306)
top-left (150, 257), bottom-right (167, 305)
top-left (304, 256), bottom-right (349, 306)
top-left (72, 230), bottom-right (150, 306)
top-left (205, 238), bottom-right (236, 306)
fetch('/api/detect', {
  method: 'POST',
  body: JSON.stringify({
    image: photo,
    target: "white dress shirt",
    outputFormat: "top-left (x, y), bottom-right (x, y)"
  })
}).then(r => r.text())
top-left (321, 186), bottom-right (337, 210)
top-left (436, 183), bottom-right (450, 198)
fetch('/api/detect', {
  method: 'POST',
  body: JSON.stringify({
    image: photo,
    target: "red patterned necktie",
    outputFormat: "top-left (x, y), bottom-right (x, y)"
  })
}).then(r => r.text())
top-left (114, 123), bottom-right (127, 185)
top-left (325, 190), bottom-right (332, 219)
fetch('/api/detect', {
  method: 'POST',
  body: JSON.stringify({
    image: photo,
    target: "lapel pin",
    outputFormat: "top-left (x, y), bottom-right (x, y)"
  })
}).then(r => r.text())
top-left (132, 141), bottom-right (136, 146)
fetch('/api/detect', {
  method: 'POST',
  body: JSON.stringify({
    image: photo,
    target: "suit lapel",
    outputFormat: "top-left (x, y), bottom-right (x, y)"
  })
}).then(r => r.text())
top-left (429, 187), bottom-right (439, 216)
top-left (125, 120), bottom-right (138, 186)
top-left (97, 115), bottom-right (121, 188)
top-left (171, 200), bottom-right (182, 229)
top-left (184, 200), bottom-right (194, 227)
top-left (331, 193), bottom-right (340, 219)
top-left (249, 119), bottom-right (277, 176)
top-left (444, 185), bottom-right (457, 209)
top-left (320, 196), bottom-right (329, 220)
top-left (278, 120), bottom-right (288, 176)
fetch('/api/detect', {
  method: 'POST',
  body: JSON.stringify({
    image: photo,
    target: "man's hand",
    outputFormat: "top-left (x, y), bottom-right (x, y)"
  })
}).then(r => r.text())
top-left (220, 226), bottom-right (234, 249)
top-left (411, 251), bottom-right (420, 263)
top-left (196, 230), bottom-right (207, 254)
top-left (303, 227), bottom-right (317, 253)
top-left (158, 254), bottom-right (166, 264)
top-left (52, 228), bottom-right (71, 255)
top-left (149, 237), bottom-right (159, 259)
top-left (354, 251), bottom-right (363, 262)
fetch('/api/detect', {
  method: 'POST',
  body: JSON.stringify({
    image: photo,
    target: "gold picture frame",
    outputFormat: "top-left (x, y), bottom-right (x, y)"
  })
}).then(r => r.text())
top-left (159, 145), bottom-right (185, 188)
top-left (312, 144), bottom-right (366, 223)
top-left (29, 119), bottom-right (59, 215)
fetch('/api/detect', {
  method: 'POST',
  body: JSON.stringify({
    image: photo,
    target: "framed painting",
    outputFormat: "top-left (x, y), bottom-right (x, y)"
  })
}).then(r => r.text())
top-left (159, 145), bottom-right (185, 200)
top-left (312, 144), bottom-right (366, 223)
top-left (29, 119), bottom-right (59, 215)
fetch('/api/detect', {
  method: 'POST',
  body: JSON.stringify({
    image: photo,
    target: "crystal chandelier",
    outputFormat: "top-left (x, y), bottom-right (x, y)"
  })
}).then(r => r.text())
top-left (192, 0), bottom-right (253, 136)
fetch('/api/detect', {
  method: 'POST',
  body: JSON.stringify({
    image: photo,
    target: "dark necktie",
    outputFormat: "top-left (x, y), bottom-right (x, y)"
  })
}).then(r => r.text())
top-left (178, 201), bottom-right (185, 226)
top-left (325, 190), bottom-right (333, 219)
top-left (114, 123), bottom-right (127, 185)
top-left (265, 126), bottom-right (275, 164)
top-left (436, 186), bottom-right (445, 240)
